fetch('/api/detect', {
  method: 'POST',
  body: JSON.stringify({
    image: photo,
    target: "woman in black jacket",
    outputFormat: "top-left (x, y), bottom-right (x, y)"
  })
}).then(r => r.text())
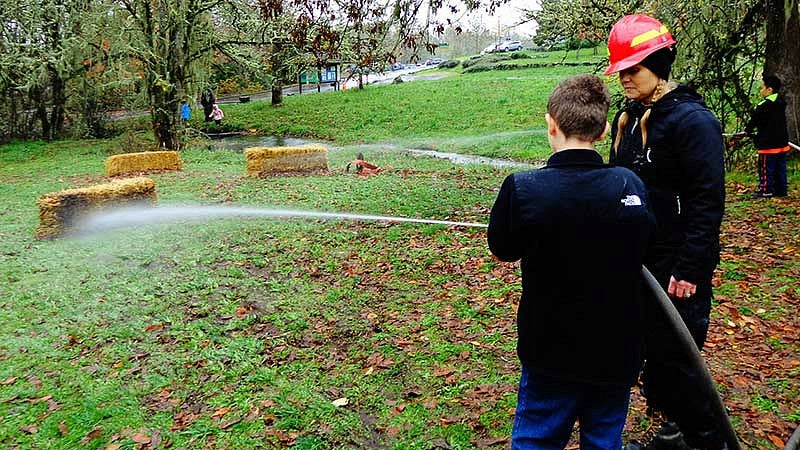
top-left (604, 14), bottom-right (727, 450)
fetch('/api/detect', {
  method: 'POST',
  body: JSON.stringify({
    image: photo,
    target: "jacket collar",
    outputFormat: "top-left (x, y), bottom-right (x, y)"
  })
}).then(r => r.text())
top-left (546, 149), bottom-right (605, 168)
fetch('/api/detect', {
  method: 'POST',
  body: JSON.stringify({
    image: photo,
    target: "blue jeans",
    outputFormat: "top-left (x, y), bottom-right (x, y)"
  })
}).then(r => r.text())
top-left (757, 152), bottom-right (788, 195)
top-left (512, 366), bottom-right (631, 450)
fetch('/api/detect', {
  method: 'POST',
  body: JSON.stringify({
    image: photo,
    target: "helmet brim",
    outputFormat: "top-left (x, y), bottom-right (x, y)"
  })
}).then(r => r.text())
top-left (604, 39), bottom-right (676, 75)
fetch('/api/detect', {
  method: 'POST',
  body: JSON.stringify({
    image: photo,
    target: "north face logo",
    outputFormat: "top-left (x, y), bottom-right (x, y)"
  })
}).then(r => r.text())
top-left (621, 195), bottom-right (642, 206)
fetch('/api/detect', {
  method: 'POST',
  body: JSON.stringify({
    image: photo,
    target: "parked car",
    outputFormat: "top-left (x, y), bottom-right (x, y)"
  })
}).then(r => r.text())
top-left (481, 43), bottom-right (501, 54)
top-left (498, 40), bottom-right (523, 52)
top-left (424, 57), bottom-right (446, 66)
top-left (391, 63), bottom-right (405, 71)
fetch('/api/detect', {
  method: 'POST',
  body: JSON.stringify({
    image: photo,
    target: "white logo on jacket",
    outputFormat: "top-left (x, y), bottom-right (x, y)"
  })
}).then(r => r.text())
top-left (621, 195), bottom-right (642, 206)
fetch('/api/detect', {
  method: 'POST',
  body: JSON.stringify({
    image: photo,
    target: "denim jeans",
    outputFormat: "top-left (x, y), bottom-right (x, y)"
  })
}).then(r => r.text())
top-left (512, 366), bottom-right (631, 450)
top-left (757, 152), bottom-right (788, 195)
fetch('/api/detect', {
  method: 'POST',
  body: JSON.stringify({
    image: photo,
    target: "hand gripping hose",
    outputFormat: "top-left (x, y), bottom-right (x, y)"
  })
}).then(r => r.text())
top-left (641, 266), bottom-right (742, 450)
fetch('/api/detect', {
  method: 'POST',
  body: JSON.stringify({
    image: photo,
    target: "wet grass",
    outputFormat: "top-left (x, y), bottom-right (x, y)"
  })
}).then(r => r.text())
top-left (0, 138), bottom-right (520, 449)
top-left (2, 60), bottom-right (799, 449)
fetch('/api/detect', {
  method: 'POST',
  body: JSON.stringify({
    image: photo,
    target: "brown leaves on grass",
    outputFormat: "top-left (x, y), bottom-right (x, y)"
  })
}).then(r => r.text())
top-left (624, 184), bottom-right (800, 446)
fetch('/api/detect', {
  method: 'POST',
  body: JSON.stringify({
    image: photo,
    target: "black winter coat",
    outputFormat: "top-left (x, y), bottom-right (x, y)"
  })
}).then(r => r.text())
top-left (610, 85), bottom-right (725, 284)
top-left (488, 149), bottom-right (655, 386)
top-left (745, 94), bottom-right (789, 150)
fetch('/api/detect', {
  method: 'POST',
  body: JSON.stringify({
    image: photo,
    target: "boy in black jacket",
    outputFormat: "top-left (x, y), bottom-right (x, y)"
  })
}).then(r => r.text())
top-left (746, 74), bottom-right (791, 198)
top-left (488, 74), bottom-right (655, 450)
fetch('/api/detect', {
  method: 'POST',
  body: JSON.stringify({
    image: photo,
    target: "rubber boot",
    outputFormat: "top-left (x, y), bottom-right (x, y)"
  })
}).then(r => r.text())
top-left (625, 422), bottom-right (691, 450)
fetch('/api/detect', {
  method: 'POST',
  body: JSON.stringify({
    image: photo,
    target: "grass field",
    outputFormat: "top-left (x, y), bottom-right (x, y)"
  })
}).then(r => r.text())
top-left (1, 59), bottom-right (798, 449)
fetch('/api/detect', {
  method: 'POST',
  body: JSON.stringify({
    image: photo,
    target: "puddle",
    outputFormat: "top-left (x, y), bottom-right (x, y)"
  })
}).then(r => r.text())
top-left (371, 72), bottom-right (453, 86)
top-left (207, 134), bottom-right (538, 169)
top-left (208, 135), bottom-right (318, 152)
top-left (406, 149), bottom-right (537, 169)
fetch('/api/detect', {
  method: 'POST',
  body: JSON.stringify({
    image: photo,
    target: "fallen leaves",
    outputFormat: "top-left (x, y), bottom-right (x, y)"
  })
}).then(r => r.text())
top-left (20, 424), bottom-right (38, 434)
top-left (331, 397), bottom-right (349, 407)
top-left (81, 427), bottom-right (103, 443)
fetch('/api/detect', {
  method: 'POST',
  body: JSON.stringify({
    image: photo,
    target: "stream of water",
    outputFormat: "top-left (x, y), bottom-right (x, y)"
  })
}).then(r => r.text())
top-left (77, 205), bottom-right (488, 236)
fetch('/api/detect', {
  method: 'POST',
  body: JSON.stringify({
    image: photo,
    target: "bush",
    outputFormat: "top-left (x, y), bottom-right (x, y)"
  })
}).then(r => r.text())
top-left (462, 64), bottom-right (495, 74)
top-left (462, 54), bottom-right (512, 69)
top-left (439, 60), bottom-right (461, 69)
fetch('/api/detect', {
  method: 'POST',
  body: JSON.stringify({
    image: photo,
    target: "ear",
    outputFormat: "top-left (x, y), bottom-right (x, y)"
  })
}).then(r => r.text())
top-left (545, 113), bottom-right (558, 137)
top-left (596, 121), bottom-right (611, 142)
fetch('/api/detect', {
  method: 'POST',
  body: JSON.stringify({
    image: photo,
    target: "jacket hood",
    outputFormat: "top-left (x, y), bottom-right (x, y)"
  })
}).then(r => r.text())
top-left (654, 84), bottom-right (707, 111)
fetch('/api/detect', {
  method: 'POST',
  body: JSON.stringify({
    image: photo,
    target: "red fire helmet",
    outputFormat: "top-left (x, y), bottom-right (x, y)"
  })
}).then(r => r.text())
top-left (604, 14), bottom-right (676, 75)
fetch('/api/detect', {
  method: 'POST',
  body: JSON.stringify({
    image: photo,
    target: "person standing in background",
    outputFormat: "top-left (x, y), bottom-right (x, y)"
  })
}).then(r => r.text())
top-left (745, 74), bottom-right (791, 198)
top-left (200, 88), bottom-right (215, 122)
top-left (209, 103), bottom-right (224, 125)
top-left (180, 100), bottom-right (191, 123)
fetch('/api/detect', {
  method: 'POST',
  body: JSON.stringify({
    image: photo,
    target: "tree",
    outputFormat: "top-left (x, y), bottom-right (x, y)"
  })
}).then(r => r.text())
top-left (764, 0), bottom-right (800, 143)
top-left (118, 0), bottom-right (222, 149)
top-left (525, 0), bottom-right (799, 147)
top-left (0, 0), bottom-right (93, 141)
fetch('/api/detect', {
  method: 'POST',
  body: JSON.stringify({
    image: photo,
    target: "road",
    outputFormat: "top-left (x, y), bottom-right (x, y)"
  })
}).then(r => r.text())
top-left (216, 64), bottom-right (434, 104)
top-left (110, 65), bottom-right (438, 120)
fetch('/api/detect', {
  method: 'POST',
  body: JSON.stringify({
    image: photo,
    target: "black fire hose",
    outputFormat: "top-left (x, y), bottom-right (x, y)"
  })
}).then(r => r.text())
top-left (641, 266), bottom-right (742, 450)
top-left (785, 425), bottom-right (800, 450)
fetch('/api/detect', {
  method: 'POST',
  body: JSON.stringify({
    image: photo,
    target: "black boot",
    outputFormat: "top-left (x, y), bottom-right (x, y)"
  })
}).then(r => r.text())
top-left (625, 422), bottom-right (691, 450)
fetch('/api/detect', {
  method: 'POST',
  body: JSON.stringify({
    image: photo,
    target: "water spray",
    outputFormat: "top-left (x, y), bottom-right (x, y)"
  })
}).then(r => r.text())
top-left (77, 205), bottom-right (488, 235)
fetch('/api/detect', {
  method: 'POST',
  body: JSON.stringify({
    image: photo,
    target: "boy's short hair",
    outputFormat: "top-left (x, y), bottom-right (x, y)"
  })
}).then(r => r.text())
top-left (547, 75), bottom-right (610, 141)
top-left (763, 74), bottom-right (782, 92)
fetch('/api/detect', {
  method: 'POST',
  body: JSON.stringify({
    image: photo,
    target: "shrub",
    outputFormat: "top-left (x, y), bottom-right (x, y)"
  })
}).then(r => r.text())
top-left (462, 64), bottom-right (495, 74)
top-left (462, 54), bottom-right (512, 69)
top-left (439, 59), bottom-right (461, 69)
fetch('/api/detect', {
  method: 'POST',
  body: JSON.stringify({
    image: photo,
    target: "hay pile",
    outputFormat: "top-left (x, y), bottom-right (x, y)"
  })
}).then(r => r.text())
top-left (244, 145), bottom-right (328, 177)
top-left (36, 177), bottom-right (157, 239)
top-left (105, 151), bottom-right (182, 177)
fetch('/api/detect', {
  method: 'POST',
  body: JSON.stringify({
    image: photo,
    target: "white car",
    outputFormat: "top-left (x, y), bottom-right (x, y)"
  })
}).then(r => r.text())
top-left (481, 43), bottom-right (501, 54)
top-left (498, 40), bottom-right (523, 52)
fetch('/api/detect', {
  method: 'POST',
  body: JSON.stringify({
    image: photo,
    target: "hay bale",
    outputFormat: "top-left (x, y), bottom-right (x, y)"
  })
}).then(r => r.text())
top-left (36, 177), bottom-right (157, 239)
top-left (244, 145), bottom-right (328, 177)
top-left (105, 150), bottom-right (182, 177)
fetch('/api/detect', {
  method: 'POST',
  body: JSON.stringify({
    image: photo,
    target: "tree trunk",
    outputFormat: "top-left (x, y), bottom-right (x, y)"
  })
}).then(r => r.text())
top-left (152, 104), bottom-right (180, 150)
top-left (48, 68), bottom-right (66, 140)
top-left (272, 84), bottom-right (282, 105)
top-left (32, 88), bottom-right (51, 141)
top-left (764, 0), bottom-right (800, 144)
top-left (148, 75), bottom-right (180, 150)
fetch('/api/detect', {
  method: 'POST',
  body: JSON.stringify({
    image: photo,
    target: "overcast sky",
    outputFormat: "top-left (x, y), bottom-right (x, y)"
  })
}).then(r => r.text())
top-left (453, 0), bottom-right (540, 38)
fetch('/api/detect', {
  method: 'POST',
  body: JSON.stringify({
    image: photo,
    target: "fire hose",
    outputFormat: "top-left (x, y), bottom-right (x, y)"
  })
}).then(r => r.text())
top-left (641, 266), bottom-right (743, 450)
top-left (786, 425), bottom-right (800, 450)
top-left (643, 266), bottom-right (800, 450)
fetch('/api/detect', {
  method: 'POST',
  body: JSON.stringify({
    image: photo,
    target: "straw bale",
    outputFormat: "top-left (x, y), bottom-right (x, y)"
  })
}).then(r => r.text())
top-left (35, 177), bottom-right (157, 239)
top-left (105, 151), bottom-right (182, 177)
top-left (244, 145), bottom-right (328, 177)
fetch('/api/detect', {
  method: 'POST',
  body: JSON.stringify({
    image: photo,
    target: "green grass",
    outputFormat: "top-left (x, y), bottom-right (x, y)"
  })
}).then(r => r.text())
top-left (202, 58), bottom-right (594, 162)
top-left (2, 57), bottom-right (799, 448)
top-left (0, 136), bottom-right (518, 448)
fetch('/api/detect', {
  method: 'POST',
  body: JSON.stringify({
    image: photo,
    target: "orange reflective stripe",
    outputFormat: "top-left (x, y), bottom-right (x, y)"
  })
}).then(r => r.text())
top-left (757, 146), bottom-right (790, 154)
top-left (630, 25), bottom-right (669, 47)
